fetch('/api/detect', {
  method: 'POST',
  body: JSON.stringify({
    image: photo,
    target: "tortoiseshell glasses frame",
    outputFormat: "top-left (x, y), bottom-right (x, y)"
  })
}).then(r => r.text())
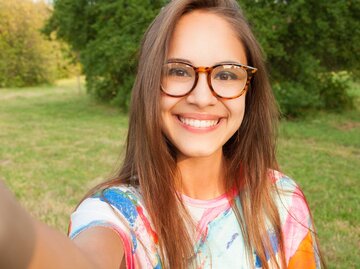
top-left (161, 60), bottom-right (257, 100)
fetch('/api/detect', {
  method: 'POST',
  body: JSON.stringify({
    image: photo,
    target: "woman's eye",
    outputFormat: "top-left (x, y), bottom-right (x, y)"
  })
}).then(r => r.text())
top-left (214, 71), bottom-right (238, 80)
top-left (168, 68), bottom-right (190, 77)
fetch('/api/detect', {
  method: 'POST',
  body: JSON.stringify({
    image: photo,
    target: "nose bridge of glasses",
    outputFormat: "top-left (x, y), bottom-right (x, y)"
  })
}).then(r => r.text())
top-left (190, 66), bottom-right (216, 100)
top-left (193, 66), bottom-right (213, 89)
top-left (194, 66), bottom-right (212, 75)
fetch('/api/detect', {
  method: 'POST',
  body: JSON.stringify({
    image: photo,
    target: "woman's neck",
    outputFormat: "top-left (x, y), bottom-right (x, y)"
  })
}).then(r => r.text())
top-left (176, 149), bottom-right (226, 200)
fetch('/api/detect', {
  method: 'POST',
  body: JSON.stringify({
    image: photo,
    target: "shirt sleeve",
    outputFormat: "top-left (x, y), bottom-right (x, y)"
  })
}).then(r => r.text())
top-left (275, 175), bottom-right (321, 269)
top-left (68, 190), bottom-right (137, 269)
top-left (69, 196), bottom-right (130, 239)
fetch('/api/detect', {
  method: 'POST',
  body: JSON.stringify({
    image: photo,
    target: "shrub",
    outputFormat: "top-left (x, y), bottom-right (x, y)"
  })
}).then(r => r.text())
top-left (0, 0), bottom-right (77, 87)
top-left (319, 72), bottom-right (354, 112)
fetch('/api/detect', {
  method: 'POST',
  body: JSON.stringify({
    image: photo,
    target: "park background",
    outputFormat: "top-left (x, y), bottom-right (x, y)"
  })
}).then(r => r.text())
top-left (0, 0), bottom-right (359, 268)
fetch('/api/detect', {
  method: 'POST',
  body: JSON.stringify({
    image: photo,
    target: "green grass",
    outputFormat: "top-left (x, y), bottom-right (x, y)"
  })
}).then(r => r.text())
top-left (277, 82), bottom-right (360, 268)
top-left (1, 78), bottom-right (359, 268)
top-left (278, 112), bottom-right (360, 268)
top-left (0, 79), bottom-right (128, 230)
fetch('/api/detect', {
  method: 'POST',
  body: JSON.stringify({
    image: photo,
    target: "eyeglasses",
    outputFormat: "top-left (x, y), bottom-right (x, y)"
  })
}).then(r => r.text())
top-left (161, 61), bottom-right (257, 99)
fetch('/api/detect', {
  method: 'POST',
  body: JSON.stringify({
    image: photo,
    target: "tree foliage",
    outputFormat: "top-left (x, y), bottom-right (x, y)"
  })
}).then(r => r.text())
top-left (44, 0), bottom-right (166, 109)
top-left (45, 0), bottom-right (359, 115)
top-left (0, 0), bottom-right (75, 87)
top-left (239, 0), bottom-right (359, 116)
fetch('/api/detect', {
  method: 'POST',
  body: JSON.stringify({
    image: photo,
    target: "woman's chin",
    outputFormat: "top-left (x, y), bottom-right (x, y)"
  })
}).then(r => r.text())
top-left (176, 146), bottom-right (222, 160)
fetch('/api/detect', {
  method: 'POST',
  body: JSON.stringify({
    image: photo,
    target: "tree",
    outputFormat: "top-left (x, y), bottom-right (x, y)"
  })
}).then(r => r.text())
top-left (239, 0), bottom-right (358, 115)
top-left (0, 0), bottom-right (75, 87)
top-left (44, 0), bottom-right (359, 115)
top-left (44, 0), bottom-right (166, 109)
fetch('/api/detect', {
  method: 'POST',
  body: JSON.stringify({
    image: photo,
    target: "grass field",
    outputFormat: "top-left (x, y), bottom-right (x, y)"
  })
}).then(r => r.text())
top-left (0, 78), bottom-right (359, 268)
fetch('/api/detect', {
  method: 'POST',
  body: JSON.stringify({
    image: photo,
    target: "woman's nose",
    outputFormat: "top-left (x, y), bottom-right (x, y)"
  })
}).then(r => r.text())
top-left (186, 74), bottom-right (218, 108)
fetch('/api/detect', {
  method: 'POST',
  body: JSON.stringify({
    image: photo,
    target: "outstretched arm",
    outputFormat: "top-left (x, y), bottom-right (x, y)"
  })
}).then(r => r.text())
top-left (0, 181), bottom-right (125, 269)
top-left (0, 181), bottom-right (35, 269)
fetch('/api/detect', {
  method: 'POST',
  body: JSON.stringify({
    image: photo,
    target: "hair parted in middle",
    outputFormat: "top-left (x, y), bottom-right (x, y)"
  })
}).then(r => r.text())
top-left (92, 0), bottom-right (284, 268)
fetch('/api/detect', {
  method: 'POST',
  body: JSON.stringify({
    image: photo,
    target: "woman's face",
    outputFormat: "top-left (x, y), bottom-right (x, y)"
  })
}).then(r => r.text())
top-left (161, 11), bottom-right (247, 160)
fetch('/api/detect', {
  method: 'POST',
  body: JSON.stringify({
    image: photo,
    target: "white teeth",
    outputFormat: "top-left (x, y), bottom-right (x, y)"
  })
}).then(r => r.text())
top-left (179, 117), bottom-right (219, 128)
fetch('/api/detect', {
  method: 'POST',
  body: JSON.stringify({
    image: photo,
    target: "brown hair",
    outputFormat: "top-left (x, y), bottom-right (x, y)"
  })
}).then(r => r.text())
top-left (85, 0), bottom-right (323, 268)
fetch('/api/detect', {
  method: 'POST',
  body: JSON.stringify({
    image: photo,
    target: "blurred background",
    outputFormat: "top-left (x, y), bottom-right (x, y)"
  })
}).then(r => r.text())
top-left (0, 0), bottom-right (359, 268)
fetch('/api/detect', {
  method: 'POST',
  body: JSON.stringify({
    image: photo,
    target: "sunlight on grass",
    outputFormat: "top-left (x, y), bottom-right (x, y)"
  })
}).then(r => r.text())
top-left (277, 83), bottom-right (360, 268)
top-left (0, 77), bottom-right (127, 231)
top-left (0, 78), bottom-right (359, 268)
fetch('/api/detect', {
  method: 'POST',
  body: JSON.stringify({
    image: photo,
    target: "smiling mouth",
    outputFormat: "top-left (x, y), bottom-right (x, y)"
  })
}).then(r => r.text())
top-left (178, 116), bottom-right (220, 128)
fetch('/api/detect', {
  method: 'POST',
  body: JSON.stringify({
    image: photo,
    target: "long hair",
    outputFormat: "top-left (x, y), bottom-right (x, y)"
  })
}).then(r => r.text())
top-left (84, 0), bottom-right (321, 268)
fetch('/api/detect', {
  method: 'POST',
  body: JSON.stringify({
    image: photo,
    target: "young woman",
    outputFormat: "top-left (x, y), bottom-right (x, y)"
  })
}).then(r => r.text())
top-left (0, 0), bottom-right (324, 268)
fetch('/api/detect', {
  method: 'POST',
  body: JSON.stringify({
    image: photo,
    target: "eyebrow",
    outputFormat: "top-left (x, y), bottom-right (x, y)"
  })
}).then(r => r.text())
top-left (167, 58), bottom-right (192, 64)
top-left (166, 58), bottom-right (244, 66)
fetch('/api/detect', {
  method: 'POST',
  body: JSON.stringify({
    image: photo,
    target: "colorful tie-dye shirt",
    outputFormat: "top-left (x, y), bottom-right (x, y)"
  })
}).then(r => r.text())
top-left (69, 171), bottom-right (321, 268)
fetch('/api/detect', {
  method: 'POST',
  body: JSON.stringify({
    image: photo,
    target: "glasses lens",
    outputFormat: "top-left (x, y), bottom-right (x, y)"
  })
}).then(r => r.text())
top-left (211, 65), bottom-right (247, 98)
top-left (161, 63), bottom-right (195, 96)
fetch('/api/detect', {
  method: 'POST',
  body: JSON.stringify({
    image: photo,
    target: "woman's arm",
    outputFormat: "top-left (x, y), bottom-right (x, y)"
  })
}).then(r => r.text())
top-left (0, 181), bottom-right (125, 269)
top-left (0, 181), bottom-right (35, 269)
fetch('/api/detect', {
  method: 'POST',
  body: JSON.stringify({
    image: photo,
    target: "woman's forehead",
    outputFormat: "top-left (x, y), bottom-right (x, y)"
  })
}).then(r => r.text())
top-left (167, 10), bottom-right (247, 66)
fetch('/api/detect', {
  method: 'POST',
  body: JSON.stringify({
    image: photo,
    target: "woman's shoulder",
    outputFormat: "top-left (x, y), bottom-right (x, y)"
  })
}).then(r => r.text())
top-left (270, 170), bottom-right (298, 190)
top-left (69, 184), bottom-right (145, 239)
top-left (269, 169), bottom-right (306, 200)
top-left (70, 185), bottom-right (161, 268)
top-left (269, 169), bottom-right (311, 225)
top-left (272, 171), bottom-right (312, 233)
top-left (91, 185), bottom-right (144, 214)
top-left (76, 185), bottom-right (143, 217)
top-left (268, 173), bottom-right (321, 267)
